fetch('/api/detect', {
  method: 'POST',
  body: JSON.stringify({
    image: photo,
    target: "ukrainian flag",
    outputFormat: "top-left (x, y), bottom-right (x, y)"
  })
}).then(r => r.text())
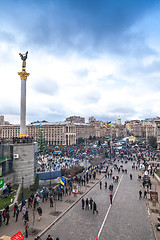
top-left (61, 177), bottom-right (66, 186)
top-left (107, 121), bottom-right (111, 125)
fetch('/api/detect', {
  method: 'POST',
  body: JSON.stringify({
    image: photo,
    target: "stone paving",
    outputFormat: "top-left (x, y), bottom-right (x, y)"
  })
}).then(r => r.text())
top-left (100, 163), bottom-right (155, 240)
top-left (42, 161), bottom-right (156, 240)
top-left (0, 171), bottom-right (104, 239)
top-left (1, 160), bottom-right (160, 240)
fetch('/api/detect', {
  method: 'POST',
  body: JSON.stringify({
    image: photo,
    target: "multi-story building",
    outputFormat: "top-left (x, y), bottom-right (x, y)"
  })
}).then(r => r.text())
top-left (125, 119), bottom-right (156, 139)
top-left (1, 115), bottom-right (158, 146)
top-left (142, 119), bottom-right (156, 139)
top-left (88, 116), bottom-right (96, 123)
top-left (89, 120), bottom-right (101, 138)
top-left (113, 124), bottom-right (125, 139)
top-left (75, 123), bottom-right (94, 140)
top-left (0, 124), bottom-right (20, 139)
top-left (66, 115), bottom-right (85, 124)
top-left (0, 115), bottom-right (10, 125)
top-left (0, 115), bottom-right (4, 125)
top-left (154, 118), bottom-right (160, 149)
top-left (100, 123), bottom-right (110, 139)
top-left (132, 123), bottom-right (145, 138)
top-left (0, 121), bottom-right (94, 146)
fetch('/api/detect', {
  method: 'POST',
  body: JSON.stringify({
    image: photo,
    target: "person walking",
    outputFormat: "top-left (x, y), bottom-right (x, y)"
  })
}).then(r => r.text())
top-left (130, 174), bottom-right (132, 180)
top-left (85, 198), bottom-right (89, 210)
top-left (0, 211), bottom-right (2, 226)
top-left (144, 190), bottom-right (147, 199)
top-left (46, 235), bottom-right (53, 240)
top-left (50, 195), bottom-right (53, 207)
top-left (89, 197), bottom-right (93, 210)
top-left (110, 192), bottom-right (113, 205)
top-left (93, 202), bottom-right (98, 214)
top-left (37, 206), bottom-right (42, 221)
top-left (105, 182), bottom-right (107, 189)
top-left (25, 220), bottom-right (29, 238)
top-left (5, 204), bottom-right (9, 212)
top-left (2, 209), bottom-right (6, 223)
top-left (100, 181), bottom-right (102, 189)
top-left (22, 205), bottom-right (26, 219)
top-left (5, 211), bottom-right (10, 225)
top-left (13, 203), bottom-right (18, 217)
top-left (81, 198), bottom-right (85, 210)
top-left (24, 210), bottom-right (29, 222)
top-left (28, 196), bottom-right (32, 208)
top-left (15, 206), bottom-right (19, 222)
top-left (139, 190), bottom-right (142, 199)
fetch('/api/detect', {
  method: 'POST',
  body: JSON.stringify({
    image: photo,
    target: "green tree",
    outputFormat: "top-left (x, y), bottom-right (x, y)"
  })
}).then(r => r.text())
top-left (77, 138), bottom-right (84, 144)
top-left (89, 135), bottom-right (92, 140)
top-left (36, 125), bottom-right (46, 152)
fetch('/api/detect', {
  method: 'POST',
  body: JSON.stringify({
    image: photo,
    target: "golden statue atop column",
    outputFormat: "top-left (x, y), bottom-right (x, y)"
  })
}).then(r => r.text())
top-left (18, 51), bottom-right (30, 80)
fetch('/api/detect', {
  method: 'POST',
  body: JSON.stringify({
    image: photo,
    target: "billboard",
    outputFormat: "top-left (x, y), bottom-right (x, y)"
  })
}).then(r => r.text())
top-left (0, 178), bottom-right (4, 188)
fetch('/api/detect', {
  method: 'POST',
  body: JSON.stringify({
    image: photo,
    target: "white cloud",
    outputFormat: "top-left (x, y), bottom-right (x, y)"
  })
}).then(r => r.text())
top-left (1, 1), bottom-right (160, 124)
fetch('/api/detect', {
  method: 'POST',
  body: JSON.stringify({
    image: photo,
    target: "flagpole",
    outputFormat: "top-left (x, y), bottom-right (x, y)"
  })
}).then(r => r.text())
top-left (110, 125), bottom-right (112, 161)
top-left (85, 139), bottom-right (87, 189)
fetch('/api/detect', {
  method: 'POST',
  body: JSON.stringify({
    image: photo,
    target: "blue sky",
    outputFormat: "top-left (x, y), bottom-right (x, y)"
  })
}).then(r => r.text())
top-left (1, 0), bottom-right (160, 124)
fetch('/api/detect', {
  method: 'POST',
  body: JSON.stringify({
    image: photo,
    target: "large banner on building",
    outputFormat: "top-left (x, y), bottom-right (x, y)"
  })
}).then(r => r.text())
top-left (38, 170), bottom-right (61, 180)
top-left (0, 178), bottom-right (4, 188)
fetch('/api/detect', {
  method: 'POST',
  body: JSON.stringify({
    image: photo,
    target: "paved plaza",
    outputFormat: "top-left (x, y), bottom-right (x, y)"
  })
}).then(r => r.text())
top-left (1, 160), bottom-right (160, 240)
top-left (42, 161), bottom-right (155, 240)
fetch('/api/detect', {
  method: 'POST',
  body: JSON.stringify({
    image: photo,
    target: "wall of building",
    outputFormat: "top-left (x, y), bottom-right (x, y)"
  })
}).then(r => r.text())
top-left (13, 143), bottom-right (35, 187)
top-left (3, 172), bottom-right (15, 185)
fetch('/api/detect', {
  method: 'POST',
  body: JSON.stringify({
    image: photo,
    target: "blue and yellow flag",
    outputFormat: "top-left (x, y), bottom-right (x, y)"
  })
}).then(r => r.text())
top-left (61, 177), bottom-right (66, 186)
top-left (107, 121), bottom-right (111, 125)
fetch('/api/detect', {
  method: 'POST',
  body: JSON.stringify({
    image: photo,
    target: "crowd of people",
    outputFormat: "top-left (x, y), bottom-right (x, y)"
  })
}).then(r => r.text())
top-left (0, 139), bottom-right (160, 239)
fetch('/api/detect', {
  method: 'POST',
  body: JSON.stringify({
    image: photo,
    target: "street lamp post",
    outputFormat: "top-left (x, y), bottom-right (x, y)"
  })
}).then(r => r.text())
top-left (110, 126), bottom-right (112, 161)
top-left (50, 164), bottom-right (51, 189)
top-left (22, 177), bottom-right (24, 203)
top-left (85, 158), bottom-right (88, 189)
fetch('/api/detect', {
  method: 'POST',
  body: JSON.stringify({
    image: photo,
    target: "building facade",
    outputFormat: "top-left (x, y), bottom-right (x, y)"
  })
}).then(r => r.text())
top-left (0, 121), bottom-right (94, 146)
top-left (154, 118), bottom-right (160, 149)
top-left (66, 115), bottom-right (85, 124)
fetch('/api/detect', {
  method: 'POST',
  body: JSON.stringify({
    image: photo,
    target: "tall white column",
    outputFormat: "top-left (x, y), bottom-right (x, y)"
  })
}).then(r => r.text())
top-left (20, 80), bottom-right (26, 136)
top-left (18, 51), bottom-right (29, 138)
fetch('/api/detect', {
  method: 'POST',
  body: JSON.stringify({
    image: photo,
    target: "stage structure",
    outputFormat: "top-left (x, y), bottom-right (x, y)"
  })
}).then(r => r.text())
top-left (18, 51), bottom-right (30, 137)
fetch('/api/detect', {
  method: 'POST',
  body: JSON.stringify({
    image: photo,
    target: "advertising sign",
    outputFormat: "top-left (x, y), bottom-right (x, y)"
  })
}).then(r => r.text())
top-left (150, 191), bottom-right (158, 203)
top-left (11, 231), bottom-right (24, 240)
top-left (0, 178), bottom-right (4, 188)
top-left (72, 183), bottom-right (78, 194)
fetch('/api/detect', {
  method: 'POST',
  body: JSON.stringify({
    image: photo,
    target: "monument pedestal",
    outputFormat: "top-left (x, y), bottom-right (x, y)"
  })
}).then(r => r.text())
top-left (13, 143), bottom-right (35, 188)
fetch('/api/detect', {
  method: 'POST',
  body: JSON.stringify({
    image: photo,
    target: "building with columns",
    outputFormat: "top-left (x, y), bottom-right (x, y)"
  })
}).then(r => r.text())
top-left (0, 121), bottom-right (94, 145)
top-left (154, 118), bottom-right (160, 149)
